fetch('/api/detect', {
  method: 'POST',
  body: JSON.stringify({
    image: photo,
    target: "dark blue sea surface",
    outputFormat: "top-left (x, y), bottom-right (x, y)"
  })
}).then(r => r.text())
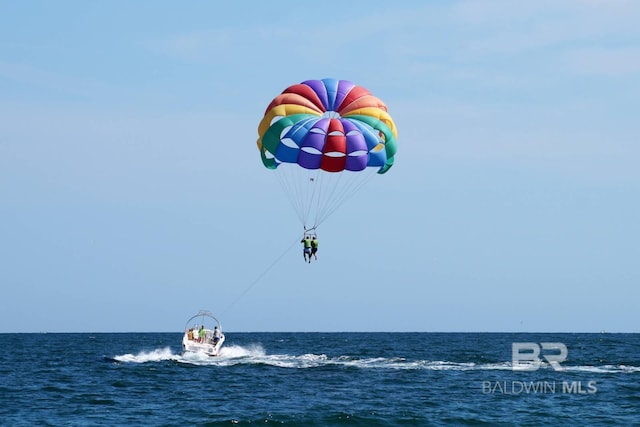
top-left (1, 332), bottom-right (639, 426)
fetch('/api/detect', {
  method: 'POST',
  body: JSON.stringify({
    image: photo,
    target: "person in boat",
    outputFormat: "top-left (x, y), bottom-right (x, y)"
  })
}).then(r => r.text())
top-left (301, 235), bottom-right (312, 263)
top-left (213, 326), bottom-right (222, 344)
top-left (187, 328), bottom-right (194, 341)
top-left (311, 235), bottom-right (319, 260)
top-left (198, 325), bottom-right (206, 343)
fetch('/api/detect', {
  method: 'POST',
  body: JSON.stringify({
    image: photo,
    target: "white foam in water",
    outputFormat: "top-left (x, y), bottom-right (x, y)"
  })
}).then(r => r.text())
top-left (561, 364), bottom-right (640, 374)
top-left (258, 353), bottom-right (328, 368)
top-left (114, 344), bottom-right (267, 366)
top-left (218, 344), bottom-right (265, 358)
top-left (113, 347), bottom-right (174, 363)
top-left (177, 344), bottom-right (268, 366)
top-left (113, 346), bottom-right (640, 374)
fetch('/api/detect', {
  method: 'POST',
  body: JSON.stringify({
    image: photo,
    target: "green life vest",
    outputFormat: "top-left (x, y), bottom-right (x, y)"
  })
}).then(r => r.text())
top-left (304, 238), bottom-right (312, 248)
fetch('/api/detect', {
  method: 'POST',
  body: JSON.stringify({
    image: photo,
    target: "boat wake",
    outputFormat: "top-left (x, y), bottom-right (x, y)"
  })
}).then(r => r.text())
top-left (111, 346), bottom-right (640, 373)
top-left (111, 344), bottom-right (266, 365)
top-left (112, 347), bottom-right (175, 363)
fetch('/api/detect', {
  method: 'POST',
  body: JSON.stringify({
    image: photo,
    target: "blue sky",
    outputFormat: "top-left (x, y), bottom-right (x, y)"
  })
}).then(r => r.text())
top-left (1, 1), bottom-right (638, 333)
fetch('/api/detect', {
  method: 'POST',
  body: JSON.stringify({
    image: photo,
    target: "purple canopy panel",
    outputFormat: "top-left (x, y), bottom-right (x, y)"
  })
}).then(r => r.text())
top-left (300, 118), bottom-right (329, 151)
top-left (302, 80), bottom-right (329, 111)
top-left (298, 149), bottom-right (323, 170)
top-left (302, 131), bottom-right (326, 151)
top-left (342, 120), bottom-right (366, 152)
top-left (334, 80), bottom-right (356, 111)
top-left (345, 152), bottom-right (368, 171)
top-left (346, 134), bottom-right (367, 153)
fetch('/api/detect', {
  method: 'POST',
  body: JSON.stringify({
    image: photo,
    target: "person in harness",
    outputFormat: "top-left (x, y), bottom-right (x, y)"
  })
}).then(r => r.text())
top-left (311, 235), bottom-right (319, 260)
top-left (301, 234), bottom-right (312, 263)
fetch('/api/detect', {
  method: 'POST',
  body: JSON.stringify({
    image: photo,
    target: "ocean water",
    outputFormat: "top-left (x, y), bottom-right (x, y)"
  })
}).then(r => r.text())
top-left (1, 332), bottom-right (639, 426)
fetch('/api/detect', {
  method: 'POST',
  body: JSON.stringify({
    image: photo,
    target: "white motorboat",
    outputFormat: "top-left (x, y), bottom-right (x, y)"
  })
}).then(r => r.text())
top-left (182, 310), bottom-right (225, 356)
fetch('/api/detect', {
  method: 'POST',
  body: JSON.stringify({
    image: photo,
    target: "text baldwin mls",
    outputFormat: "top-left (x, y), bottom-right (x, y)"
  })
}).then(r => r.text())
top-left (482, 380), bottom-right (597, 395)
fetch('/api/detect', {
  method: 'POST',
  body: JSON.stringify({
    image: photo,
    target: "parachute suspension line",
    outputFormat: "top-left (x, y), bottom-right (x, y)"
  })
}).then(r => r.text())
top-left (312, 170), bottom-right (342, 227)
top-left (313, 168), bottom-right (378, 228)
top-left (309, 168), bottom-right (324, 229)
top-left (274, 166), bottom-right (306, 225)
top-left (334, 168), bottom-right (377, 215)
top-left (302, 170), bottom-right (318, 228)
top-left (220, 233), bottom-right (300, 317)
top-left (274, 164), bottom-right (323, 230)
top-left (273, 162), bottom-right (381, 230)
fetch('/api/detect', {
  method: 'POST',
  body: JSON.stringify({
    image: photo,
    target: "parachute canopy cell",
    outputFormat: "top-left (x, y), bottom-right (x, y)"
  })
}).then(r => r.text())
top-left (257, 78), bottom-right (398, 174)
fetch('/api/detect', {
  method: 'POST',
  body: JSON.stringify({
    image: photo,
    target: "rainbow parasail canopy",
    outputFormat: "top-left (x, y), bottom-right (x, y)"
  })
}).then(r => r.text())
top-left (257, 78), bottom-right (398, 174)
top-left (256, 78), bottom-right (398, 230)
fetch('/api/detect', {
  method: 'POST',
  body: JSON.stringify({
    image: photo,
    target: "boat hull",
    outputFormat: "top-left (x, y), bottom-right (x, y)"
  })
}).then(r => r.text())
top-left (182, 332), bottom-right (225, 357)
